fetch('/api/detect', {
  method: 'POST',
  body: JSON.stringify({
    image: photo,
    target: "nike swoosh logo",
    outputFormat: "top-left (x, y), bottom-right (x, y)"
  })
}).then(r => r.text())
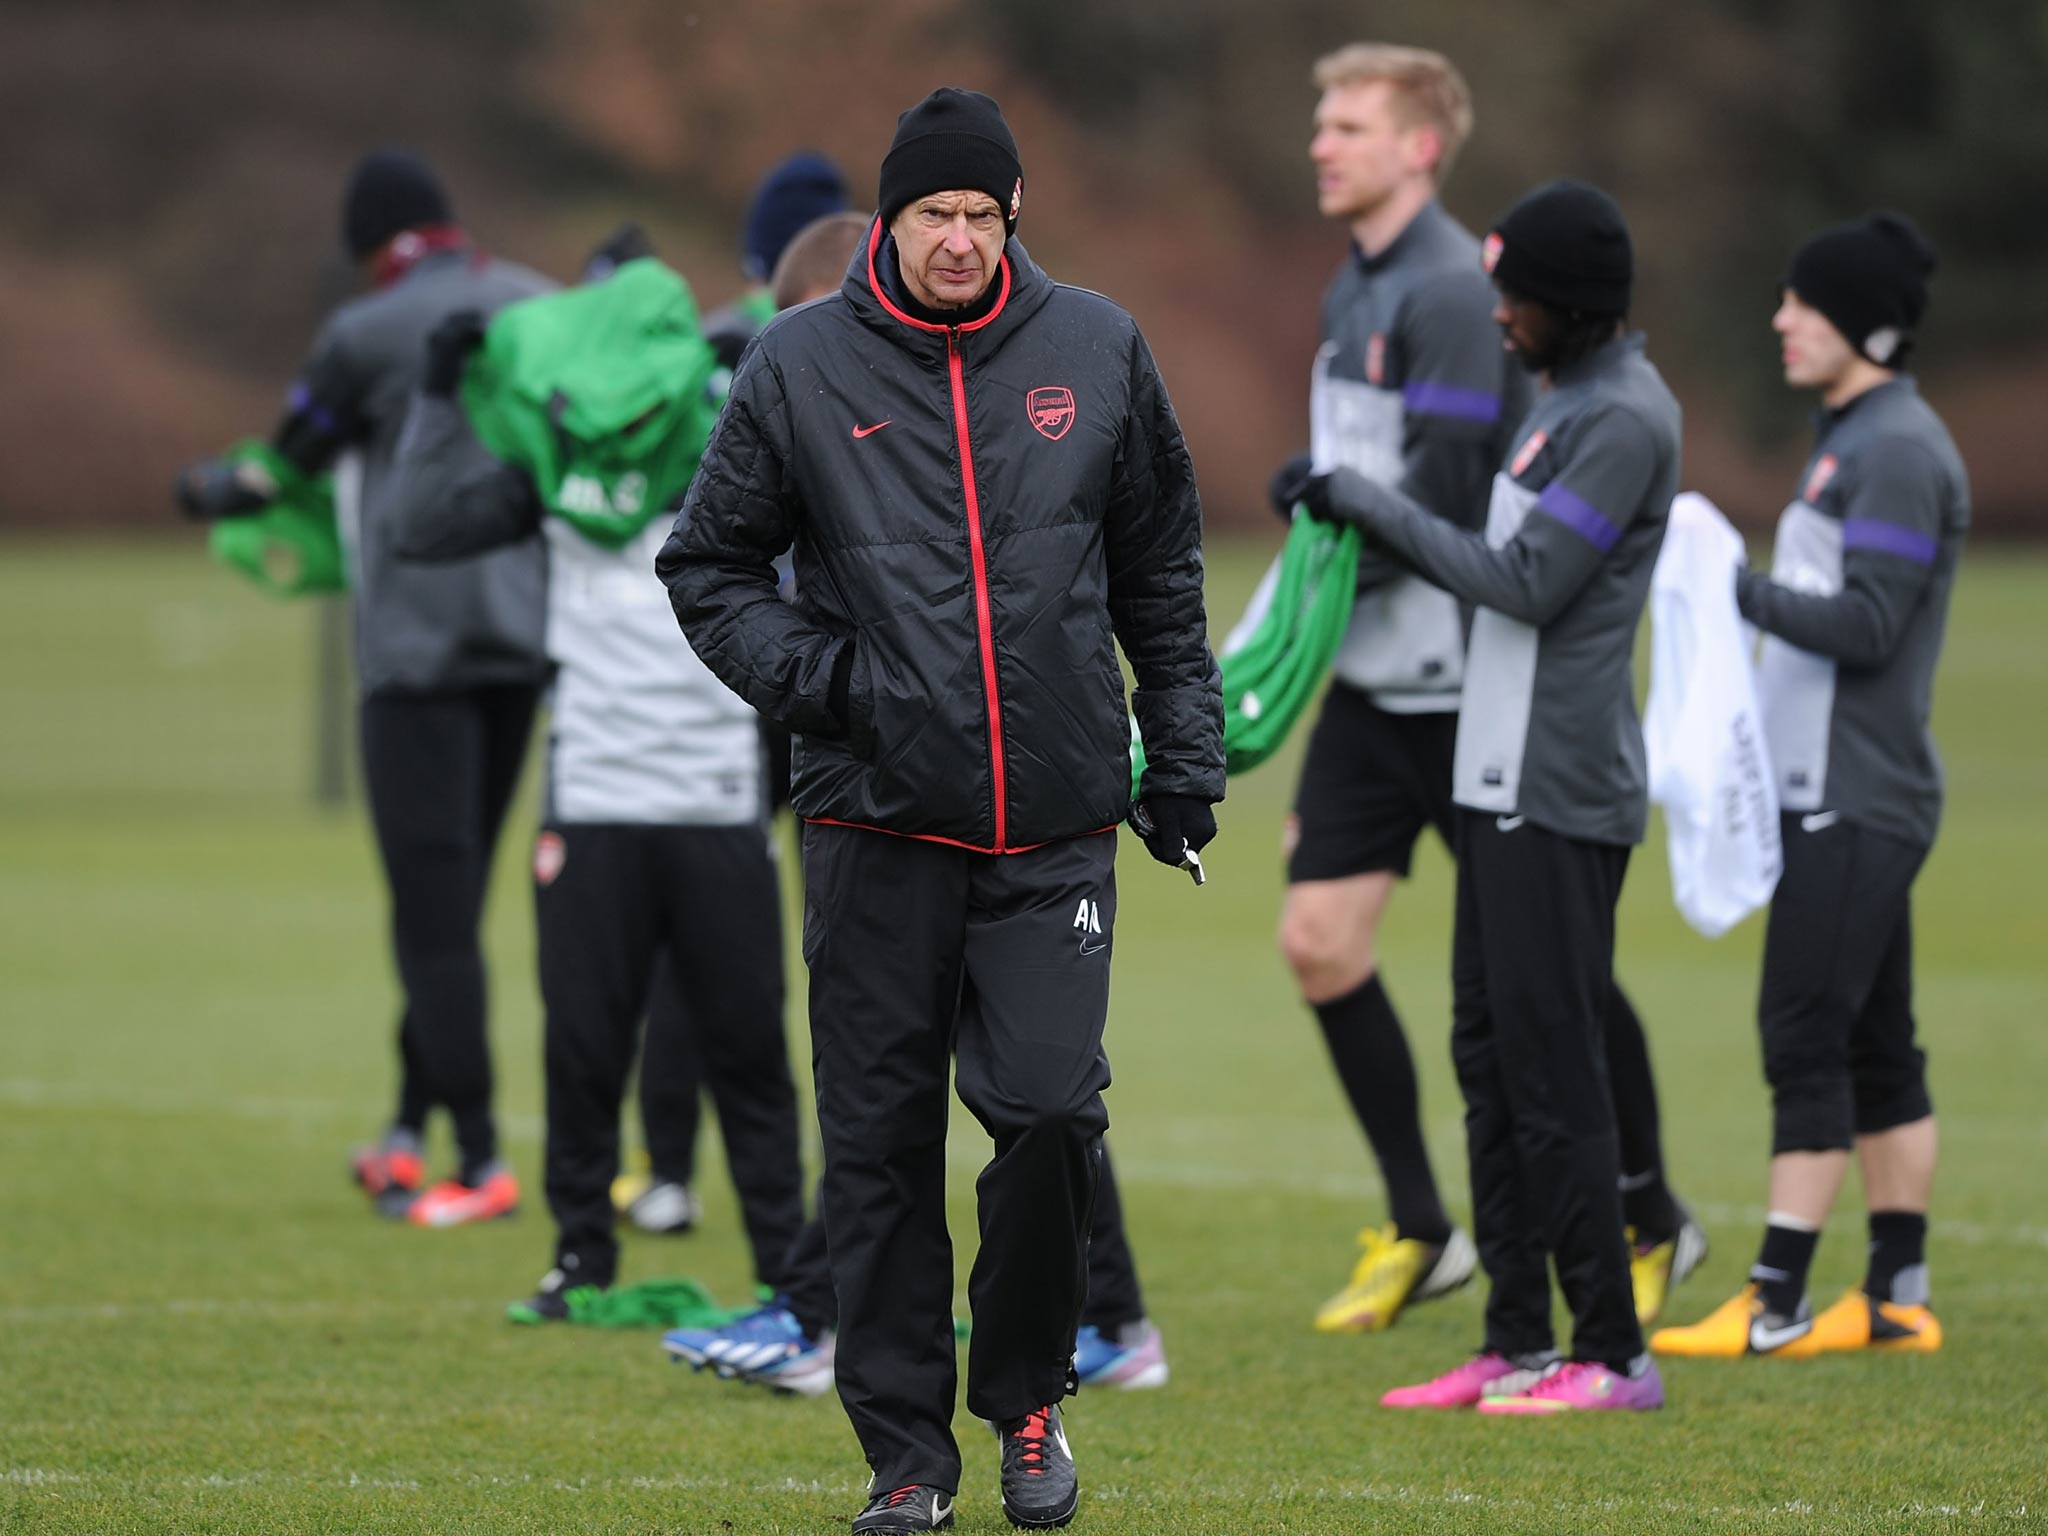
top-left (1800, 810), bottom-right (1841, 833)
top-left (931, 1497), bottom-right (952, 1525)
top-left (1496, 814), bottom-right (1526, 832)
top-left (1078, 939), bottom-right (1107, 957)
top-left (1750, 1318), bottom-right (1811, 1351)
top-left (851, 420), bottom-right (892, 439)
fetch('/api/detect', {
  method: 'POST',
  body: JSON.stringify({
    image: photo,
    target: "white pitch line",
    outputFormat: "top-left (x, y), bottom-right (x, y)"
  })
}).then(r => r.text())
top-left (7, 1076), bottom-right (2046, 1252)
top-left (0, 1296), bottom-right (497, 1325)
top-left (0, 1467), bottom-right (2028, 1523)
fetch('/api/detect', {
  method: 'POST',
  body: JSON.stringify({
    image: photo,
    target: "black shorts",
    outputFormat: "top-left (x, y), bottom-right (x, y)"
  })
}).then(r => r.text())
top-left (1287, 683), bottom-right (1457, 883)
top-left (1757, 811), bottom-right (1932, 1153)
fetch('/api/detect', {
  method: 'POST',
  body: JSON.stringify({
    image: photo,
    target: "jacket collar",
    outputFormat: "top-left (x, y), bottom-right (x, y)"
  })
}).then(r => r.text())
top-left (370, 225), bottom-right (473, 289)
top-left (1552, 329), bottom-right (1645, 389)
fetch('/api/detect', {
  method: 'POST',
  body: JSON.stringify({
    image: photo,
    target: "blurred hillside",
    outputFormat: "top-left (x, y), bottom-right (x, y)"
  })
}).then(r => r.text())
top-left (3, 0), bottom-right (2044, 532)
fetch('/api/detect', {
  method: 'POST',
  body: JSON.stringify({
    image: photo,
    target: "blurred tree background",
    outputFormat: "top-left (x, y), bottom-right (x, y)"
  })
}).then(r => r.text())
top-left (3, 0), bottom-right (2043, 532)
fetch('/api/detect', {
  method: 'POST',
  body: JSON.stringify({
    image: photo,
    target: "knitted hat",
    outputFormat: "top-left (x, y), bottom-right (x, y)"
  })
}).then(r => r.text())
top-left (742, 153), bottom-right (850, 282)
top-left (878, 88), bottom-right (1023, 234)
top-left (341, 150), bottom-right (451, 261)
top-left (1483, 179), bottom-right (1634, 317)
top-left (1785, 212), bottom-right (1937, 367)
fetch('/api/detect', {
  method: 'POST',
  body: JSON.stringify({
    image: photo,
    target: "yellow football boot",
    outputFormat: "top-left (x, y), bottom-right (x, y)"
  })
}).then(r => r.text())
top-left (611, 1149), bottom-right (654, 1214)
top-left (1314, 1224), bottom-right (1476, 1333)
top-left (1804, 1288), bottom-right (1943, 1354)
top-left (1629, 1214), bottom-right (1709, 1325)
top-left (1649, 1283), bottom-right (1822, 1358)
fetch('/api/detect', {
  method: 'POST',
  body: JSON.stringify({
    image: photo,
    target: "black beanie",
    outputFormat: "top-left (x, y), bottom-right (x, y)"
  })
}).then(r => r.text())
top-left (1483, 179), bottom-right (1634, 318)
top-left (878, 88), bottom-right (1024, 235)
top-left (743, 152), bottom-right (850, 282)
top-left (1785, 212), bottom-right (1937, 368)
top-left (341, 150), bottom-right (452, 261)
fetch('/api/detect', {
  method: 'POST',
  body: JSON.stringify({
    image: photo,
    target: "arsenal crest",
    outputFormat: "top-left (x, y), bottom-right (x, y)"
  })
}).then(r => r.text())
top-left (1027, 386), bottom-right (1076, 440)
top-left (1482, 231), bottom-right (1504, 274)
top-left (1366, 333), bottom-right (1387, 385)
top-left (1803, 453), bottom-right (1839, 504)
top-left (534, 831), bottom-right (567, 887)
top-left (1510, 429), bottom-right (1547, 479)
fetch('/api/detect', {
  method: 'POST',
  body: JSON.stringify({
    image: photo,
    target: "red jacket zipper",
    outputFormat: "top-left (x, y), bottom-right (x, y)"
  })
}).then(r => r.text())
top-left (946, 326), bottom-right (1008, 851)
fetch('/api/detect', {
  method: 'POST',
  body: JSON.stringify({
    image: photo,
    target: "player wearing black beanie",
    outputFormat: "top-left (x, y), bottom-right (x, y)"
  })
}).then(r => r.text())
top-left (1784, 212), bottom-right (1937, 368)
top-left (1302, 176), bottom-right (1681, 1414)
top-left (1654, 213), bottom-right (1966, 1365)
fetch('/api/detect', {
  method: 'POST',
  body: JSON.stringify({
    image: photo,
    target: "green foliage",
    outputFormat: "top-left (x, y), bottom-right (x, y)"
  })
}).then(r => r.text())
top-left (2, 539), bottom-right (2044, 1532)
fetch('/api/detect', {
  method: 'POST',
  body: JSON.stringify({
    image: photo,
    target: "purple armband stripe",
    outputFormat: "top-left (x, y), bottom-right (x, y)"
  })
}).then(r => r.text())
top-left (1402, 381), bottom-right (1502, 424)
top-left (1536, 481), bottom-right (1621, 552)
top-left (287, 383), bottom-right (342, 438)
top-left (1843, 517), bottom-right (1937, 567)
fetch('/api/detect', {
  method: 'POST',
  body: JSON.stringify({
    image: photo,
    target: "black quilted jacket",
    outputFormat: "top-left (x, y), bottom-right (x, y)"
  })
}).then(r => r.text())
top-left (657, 221), bottom-right (1223, 852)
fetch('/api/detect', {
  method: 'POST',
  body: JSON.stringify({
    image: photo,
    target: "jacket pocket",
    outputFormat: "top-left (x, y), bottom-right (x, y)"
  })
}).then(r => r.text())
top-left (841, 633), bottom-right (878, 763)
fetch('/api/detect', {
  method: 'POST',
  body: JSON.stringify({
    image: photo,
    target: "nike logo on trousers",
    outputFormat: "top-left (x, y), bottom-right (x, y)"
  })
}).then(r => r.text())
top-left (1496, 814), bottom-right (1526, 832)
top-left (1800, 810), bottom-right (1841, 833)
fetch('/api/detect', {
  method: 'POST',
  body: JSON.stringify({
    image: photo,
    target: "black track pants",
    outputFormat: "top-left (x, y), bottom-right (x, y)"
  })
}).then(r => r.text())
top-left (359, 683), bottom-right (538, 1167)
top-left (638, 952), bottom-right (704, 1186)
top-left (1450, 810), bottom-right (1644, 1370)
top-left (536, 822), bottom-right (804, 1288)
top-left (801, 822), bottom-right (1116, 1496)
top-left (1759, 812), bottom-right (1930, 1153)
top-left (777, 1137), bottom-right (1147, 1342)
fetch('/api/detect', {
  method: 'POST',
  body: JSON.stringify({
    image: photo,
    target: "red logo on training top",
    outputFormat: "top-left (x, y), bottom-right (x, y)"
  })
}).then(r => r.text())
top-left (1511, 429), bottom-right (1547, 478)
top-left (1027, 386), bottom-right (1076, 440)
top-left (1804, 453), bottom-right (1839, 504)
top-left (534, 831), bottom-right (567, 887)
top-left (1482, 232), bottom-right (1504, 274)
top-left (1366, 333), bottom-right (1387, 386)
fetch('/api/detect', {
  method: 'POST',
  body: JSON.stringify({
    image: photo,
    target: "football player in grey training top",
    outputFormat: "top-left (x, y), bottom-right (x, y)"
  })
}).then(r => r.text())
top-left (1652, 213), bottom-right (1964, 1363)
top-left (1272, 42), bottom-right (1704, 1341)
top-left (1302, 180), bottom-right (1676, 1415)
top-left (174, 150), bottom-right (551, 1227)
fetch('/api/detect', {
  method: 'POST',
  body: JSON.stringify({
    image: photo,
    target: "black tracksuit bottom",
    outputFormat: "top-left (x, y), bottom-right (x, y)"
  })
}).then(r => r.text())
top-left (359, 683), bottom-right (539, 1171)
top-left (1759, 812), bottom-right (1931, 1153)
top-left (536, 822), bottom-right (805, 1290)
top-left (778, 1142), bottom-right (1148, 1341)
top-left (634, 724), bottom-right (794, 1189)
top-left (638, 952), bottom-right (702, 1186)
top-left (801, 822), bottom-right (1116, 1496)
top-left (1451, 810), bottom-right (1644, 1370)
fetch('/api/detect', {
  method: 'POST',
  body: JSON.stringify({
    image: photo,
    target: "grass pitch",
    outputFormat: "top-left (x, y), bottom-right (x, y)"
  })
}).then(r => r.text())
top-left (2, 537), bottom-right (2044, 1534)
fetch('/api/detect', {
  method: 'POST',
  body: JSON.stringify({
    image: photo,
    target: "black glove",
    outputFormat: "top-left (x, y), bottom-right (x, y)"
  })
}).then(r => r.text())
top-left (1127, 794), bottom-right (1218, 868)
top-left (173, 458), bottom-right (266, 521)
top-left (1304, 468), bottom-right (1386, 533)
top-left (1267, 452), bottom-right (1313, 526)
top-left (581, 222), bottom-right (657, 282)
top-left (423, 309), bottom-right (487, 397)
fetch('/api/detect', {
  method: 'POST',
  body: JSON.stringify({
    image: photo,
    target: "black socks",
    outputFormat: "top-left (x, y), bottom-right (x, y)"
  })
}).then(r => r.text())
top-left (1865, 1210), bottom-right (1929, 1305)
top-left (1312, 975), bottom-right (1453, 1246)
top-left (1751, 1220), bottom-right (1819, 1316)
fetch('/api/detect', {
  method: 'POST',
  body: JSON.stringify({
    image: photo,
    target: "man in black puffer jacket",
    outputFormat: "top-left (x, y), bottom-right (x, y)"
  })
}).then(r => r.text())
top-left (658, 87), bottom-right (1223, 1536)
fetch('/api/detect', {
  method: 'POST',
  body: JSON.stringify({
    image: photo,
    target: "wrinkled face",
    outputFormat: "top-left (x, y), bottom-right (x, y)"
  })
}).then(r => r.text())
top-left (1310, 80), bottom-right (1437, 222)
top-left (1774, 289), bottom-right (1856, 392)
top-left (890, 190), bottom-right (1005, 310)
top-left (1491, 286), bottom-right (1561, 372)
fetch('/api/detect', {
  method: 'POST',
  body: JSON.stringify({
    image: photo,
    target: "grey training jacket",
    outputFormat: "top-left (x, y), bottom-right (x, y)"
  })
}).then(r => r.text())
top-left (286, 248), bottom-right (552, 695)
top-left (1740, 377), bottom-right (1969, 849)
top-left (1313, 200), bottom-right (1532, 711)
top-left (1329, 333), bottom-right (1681, 845)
